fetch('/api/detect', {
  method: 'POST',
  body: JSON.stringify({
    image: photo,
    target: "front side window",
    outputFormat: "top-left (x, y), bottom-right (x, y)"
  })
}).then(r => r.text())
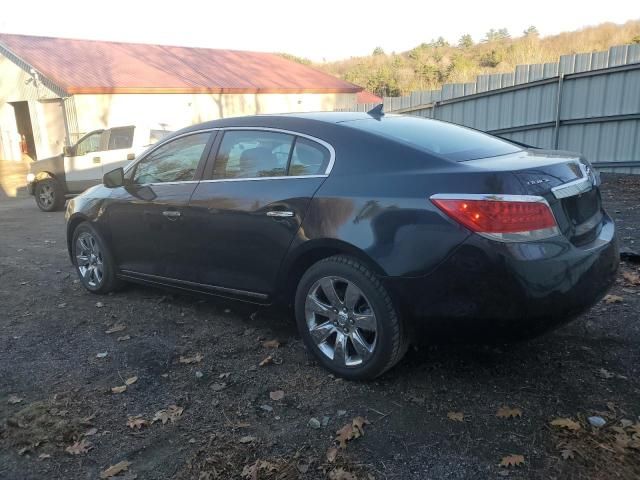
top-left (133, 132), bottom-right (210, 184)
top-left (212, 131), bottom-right (294, 179)
top-left (75, 131), bottom-right (103, 156)
top-left (108, 126), bottom-right (135, 150)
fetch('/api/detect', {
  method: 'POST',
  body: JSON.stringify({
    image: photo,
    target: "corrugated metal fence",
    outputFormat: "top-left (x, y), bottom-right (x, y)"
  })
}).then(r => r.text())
top-left (344, 43), bottom-right (640, 173)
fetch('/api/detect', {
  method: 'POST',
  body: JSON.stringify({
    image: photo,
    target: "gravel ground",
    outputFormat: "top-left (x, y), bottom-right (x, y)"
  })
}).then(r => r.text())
top-left (1, 174), bottom-right (639, 480)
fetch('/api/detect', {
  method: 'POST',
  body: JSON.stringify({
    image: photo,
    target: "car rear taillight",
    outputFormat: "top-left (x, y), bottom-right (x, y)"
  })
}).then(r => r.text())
top-left (430, 194), bottom-right (559, 242)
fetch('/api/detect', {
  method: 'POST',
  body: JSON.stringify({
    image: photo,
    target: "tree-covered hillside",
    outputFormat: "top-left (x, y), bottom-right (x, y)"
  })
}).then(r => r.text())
top-left (311, 20), bottom-right (640, 96)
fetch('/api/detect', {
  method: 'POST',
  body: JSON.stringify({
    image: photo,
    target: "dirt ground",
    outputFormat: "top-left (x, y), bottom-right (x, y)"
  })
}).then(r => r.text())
top-left (1, 174), bottom-right (639, 480)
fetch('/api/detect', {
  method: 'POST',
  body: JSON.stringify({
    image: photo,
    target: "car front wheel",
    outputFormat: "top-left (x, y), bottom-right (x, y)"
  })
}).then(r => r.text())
top-left (71, 222), bottom-right (121, 294)
top-left (295, 255), bottom-right (408, 380)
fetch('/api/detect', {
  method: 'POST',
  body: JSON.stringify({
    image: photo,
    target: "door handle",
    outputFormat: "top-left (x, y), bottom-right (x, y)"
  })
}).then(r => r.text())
top-left (266, 210), bottom-right (294, 217)
top-left (93, 156), bottom-right (101, 164)
top-left (162, 210), bottom-right (181, 220)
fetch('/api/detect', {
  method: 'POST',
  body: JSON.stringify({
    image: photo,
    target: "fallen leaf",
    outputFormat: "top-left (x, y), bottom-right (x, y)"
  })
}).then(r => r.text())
top-left (125, 376), bottom-right (138, 385)
top-left (8, 394), bottom-right (23, 404)
top-left (551, 418), bottom-right (581, 431)
top-left (96, 352), bottom-right (108, 358)
top-left (117, 335), bottom-right (131, 342)
top-left (262, 339), bottom-right (280, 349)
top-left (259, 355), bottom-right (273, 367)
top-left (84, 427), bottom-right (98, 436)
top-left (126, 416), bottom-right (149, 430)
top-left (269, 390), bottom-right (285, 401)
top-left (622, 271), bottom-right (640, 285)
top-left (105, 323), bottom-right (126, 334)
top-left (239, 435), bottom-right (256, 444)
top-left (100, 460), bottom-right (131, 479)
top-left (111, 385), bottom-right (127, 394)
top-left (604, 294), bottom-right (624, 304)
top-left (95, 301), bottom-right (105, 308)
top-left (329, 468), bottom-right (357, 480)
top-left (38, 453), bottom-right (51, 460)
top-left (499, 454), bottom-right (525, 467)
top-left (66, 439), bottom-right (93, 455)
top-left (447, 411), bottom-right (464, 422)
top-left (219, 372), bottom-right (231, 379)
top-left (152, 405), bottom-right (183, 425)
top-left (179, 353), bottom-right (203, 364)
top-left (326, 446), bottom-right (339, 463)
top-left (598, 368), bottom-right (616, 379)
top-left (560, 448), bottom-right (575, 460)
top-left (241, 460), bottom-right (278, 479)
top-left (496, 406), bottom-right (523, 419)
top-left (335, 416), bottom-right (369, 449)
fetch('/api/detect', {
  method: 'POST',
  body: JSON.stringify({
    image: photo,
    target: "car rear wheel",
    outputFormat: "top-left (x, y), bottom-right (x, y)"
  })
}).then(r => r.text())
top-left (295, 255), bottom-right (408, 380)
top-left (34, 178), bottom-right (65, 212)
top-left (71, 222), bottom-right (121, 294)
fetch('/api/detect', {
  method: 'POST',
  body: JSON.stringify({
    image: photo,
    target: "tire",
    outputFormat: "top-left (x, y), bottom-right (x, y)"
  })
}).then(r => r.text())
top-left (295, 255), bottom-right (408, 380)
top-left (34, 178), bottom-right (65, 212)
top-left (71, 222), bottom-right (121, 294)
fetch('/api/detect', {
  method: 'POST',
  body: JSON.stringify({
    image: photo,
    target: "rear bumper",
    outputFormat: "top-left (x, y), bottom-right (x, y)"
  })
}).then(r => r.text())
top-left (383, 213), bottom-right (619, 340)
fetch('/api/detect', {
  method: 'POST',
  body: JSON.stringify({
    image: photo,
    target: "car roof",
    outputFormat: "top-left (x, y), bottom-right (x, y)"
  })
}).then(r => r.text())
top-left (178, 111), bottom-right (376, 133)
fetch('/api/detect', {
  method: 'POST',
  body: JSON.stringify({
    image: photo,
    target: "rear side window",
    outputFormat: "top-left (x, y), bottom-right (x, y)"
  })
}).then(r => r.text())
top-left (133, 132), bottom-right (210, 184)
top-left (289, 138), bottom-right (330, 176)
top-left (345, 116), bottom-right (521, 161)
top-left (213, 131), bottom-right (294, 179)
top-left (108, 126), bottom-right (135, 150)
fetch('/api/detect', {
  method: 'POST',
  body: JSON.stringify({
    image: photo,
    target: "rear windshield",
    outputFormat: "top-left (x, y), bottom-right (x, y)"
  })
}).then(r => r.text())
top-left (343, 116), bottom-right (521, 161)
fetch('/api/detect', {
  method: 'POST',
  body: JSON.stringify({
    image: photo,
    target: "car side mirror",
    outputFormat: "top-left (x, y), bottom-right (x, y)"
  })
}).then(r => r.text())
top-left (103, 167), bottom-right (125, 188)
top-left (126, 153), bottom-right (136, 161)
top-left (63, 146), bottom-right (75, 157)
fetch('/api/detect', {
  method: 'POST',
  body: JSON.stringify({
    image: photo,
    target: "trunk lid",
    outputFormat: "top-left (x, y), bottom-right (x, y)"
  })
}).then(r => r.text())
top-left (464, 149), bottom-right (602, 245)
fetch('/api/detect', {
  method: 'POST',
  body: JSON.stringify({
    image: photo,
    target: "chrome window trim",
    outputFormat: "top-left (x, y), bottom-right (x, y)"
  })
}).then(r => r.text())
top-left (217, 126), bottom-right (336, 176)
top-left (123, 126), bottom-right (336, 185)
top-left (429, 193), bottom-right (560, 242)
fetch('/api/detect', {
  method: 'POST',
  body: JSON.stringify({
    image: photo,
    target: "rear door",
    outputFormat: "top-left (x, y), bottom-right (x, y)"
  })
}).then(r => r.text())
top-left (187, 128), bottom-right (333, 297)
top-left (107, 130), bottom-right (216, 278)
top-left (99, 126), bottom-right (137, 174)
top-left (64, 130), bottom-right (104, 192)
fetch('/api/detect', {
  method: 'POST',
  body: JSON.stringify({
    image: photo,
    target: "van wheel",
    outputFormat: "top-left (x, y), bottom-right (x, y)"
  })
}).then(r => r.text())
top-left (295, 255), bottom-right (408, 380)
top-left (34, 178), bottom-right (65, 212)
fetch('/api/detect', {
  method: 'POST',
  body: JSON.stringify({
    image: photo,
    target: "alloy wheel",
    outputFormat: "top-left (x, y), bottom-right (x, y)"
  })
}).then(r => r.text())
top-left (38, 184), bottom-right (54, 208)
top-left (75, 232), bottom-right (104, 288)
top-left (305, 276), bottom-right (377, 367)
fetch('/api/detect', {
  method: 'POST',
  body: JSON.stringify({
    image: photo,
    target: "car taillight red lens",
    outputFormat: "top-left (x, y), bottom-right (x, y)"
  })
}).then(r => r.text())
top-left (431, 195), bottom-right (559, 242)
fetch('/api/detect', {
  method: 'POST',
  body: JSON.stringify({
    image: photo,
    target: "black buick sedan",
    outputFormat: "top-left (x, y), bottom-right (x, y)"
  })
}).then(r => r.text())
top-left (65, 111), bottom-right (618, 379)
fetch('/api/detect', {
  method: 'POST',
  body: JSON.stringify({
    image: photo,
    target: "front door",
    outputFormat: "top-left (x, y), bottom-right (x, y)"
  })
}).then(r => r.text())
top-left (64, 130), bottom-right (104, 192)
top-left (188, 129), bottom-right (332, 297)
top-left (107, 130), bottom-right (216, 279)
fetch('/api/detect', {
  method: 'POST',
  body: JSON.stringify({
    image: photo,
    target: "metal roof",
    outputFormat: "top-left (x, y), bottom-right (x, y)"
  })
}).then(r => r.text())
top-left (0, 33), bottom-right (362, 95)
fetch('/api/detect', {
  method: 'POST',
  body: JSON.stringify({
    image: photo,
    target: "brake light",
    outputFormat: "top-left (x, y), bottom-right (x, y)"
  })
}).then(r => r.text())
top-left (430, 194), bottom-right (559, 242)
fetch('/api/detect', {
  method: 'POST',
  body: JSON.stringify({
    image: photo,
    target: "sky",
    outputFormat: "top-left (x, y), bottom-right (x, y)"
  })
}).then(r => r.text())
top-left (0, 0), bottom-right (637, 61)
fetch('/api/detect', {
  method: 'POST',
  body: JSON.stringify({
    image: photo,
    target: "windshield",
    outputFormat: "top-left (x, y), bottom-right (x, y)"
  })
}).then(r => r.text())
top-left (343, 116), bottom-right (521, 161)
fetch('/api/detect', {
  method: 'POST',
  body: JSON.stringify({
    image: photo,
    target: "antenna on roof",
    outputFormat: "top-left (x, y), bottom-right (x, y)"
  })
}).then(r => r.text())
top-left (367, 103), bottom-right (384, 119)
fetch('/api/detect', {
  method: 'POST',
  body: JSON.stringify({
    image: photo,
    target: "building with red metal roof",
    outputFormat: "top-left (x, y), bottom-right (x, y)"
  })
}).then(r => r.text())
top-left (0, 34), bottom-right (362, 160)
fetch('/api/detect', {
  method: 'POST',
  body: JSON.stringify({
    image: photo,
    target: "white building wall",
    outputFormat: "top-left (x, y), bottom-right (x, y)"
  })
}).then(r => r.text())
top-left (70, 92), bottom-right (357, 136)
top-left (0, 53), bottom-right (59, 161)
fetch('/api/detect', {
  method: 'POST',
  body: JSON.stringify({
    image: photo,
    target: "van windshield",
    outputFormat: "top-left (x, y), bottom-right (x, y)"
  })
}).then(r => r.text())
top-left (343, 116), bottom-right (521, 161)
